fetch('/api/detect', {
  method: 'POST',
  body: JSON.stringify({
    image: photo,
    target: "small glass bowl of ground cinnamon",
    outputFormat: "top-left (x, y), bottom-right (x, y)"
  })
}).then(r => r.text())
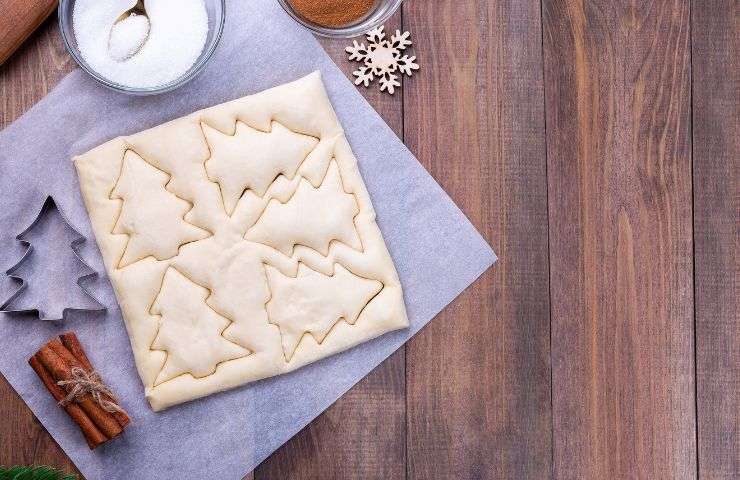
top-left (278, 0), bottom-right (403, 38)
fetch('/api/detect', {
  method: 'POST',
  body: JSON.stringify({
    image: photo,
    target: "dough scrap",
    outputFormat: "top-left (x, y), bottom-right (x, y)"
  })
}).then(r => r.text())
top-left (74, 72), bottom-right (409, 410)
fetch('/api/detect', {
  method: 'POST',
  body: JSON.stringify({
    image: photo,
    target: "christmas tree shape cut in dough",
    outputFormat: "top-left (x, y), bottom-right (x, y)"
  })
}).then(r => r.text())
top-left (265, 263), bottom-right (383, 361)
top-left (75, 72), bottom-right (410, 411)
top-left (151, 267), bottom-right (250, 385)
top-left (246, 161), bottom-right (362, 256)
top-left (111, 150), bottom-right (210, 268)
top-left (203, 121), bottom-right (319, 215)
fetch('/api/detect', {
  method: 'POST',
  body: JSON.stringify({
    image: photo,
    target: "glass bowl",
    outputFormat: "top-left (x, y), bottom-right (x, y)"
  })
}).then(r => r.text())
top-left (277, 0), bottom-right (403, 38)
top-left (58, 0), bottom-right (225, 95)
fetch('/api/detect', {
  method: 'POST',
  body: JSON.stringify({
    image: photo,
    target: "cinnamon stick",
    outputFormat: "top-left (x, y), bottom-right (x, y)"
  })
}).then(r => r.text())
top-left (57, 333), bottom-right (131, 428)
top-left (28, 355), bottom-right (107, 449)
top-left (59, 332), bottom-right (94, 370)
top-left (29, 332), bottom-right (130, 449)
top-left (36, 344), bottom-right (123, 439)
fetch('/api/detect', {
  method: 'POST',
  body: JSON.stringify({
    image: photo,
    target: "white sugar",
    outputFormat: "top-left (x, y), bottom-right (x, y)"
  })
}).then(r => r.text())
top-left (108, 12), bottom-right (150, 61)
top-left (73, 0), bottom-right (208, 89)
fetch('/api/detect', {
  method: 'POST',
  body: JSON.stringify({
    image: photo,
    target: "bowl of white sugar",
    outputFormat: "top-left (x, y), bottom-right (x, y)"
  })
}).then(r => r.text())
top-left (59, 0), bottom-right (225, 95)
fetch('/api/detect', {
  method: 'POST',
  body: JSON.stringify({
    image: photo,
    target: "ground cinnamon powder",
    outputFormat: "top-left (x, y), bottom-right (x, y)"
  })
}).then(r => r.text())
top-left (288, 0), bottom-right (376, 28)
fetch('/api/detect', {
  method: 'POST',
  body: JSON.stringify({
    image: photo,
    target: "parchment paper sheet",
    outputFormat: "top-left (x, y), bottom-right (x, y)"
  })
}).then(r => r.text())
top-left (0, 1), bottom-right (496, 478)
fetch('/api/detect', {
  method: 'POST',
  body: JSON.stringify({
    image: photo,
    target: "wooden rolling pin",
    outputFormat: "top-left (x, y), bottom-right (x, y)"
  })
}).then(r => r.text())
top-left (0, 0), bottom-right (59, 65)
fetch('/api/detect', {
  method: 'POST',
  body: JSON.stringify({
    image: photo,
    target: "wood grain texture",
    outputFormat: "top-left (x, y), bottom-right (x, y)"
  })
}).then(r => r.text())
top-left (404, 1), bottom-right (552, 478)
top-left (3, 1), bottom-right (739, 479)
top-left (543, 0), bottom-right (696, 478)
top-left (691, 1), bottom-right (739, 478)
top-left (0, 0), bottom-right (58, 66)
top-left (0, 16), bottom-right (73, 127)
top-left (254, 11), bottom-right (406, 480)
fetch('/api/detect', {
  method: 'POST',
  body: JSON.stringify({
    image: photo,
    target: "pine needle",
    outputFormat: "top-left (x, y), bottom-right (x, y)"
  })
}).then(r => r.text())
top-left (0, 466), bottom-right (77, 480)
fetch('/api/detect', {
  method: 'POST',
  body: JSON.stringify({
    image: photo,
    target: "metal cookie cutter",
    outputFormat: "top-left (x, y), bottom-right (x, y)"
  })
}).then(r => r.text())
top-left (0, 196), bottom-right (106, 321)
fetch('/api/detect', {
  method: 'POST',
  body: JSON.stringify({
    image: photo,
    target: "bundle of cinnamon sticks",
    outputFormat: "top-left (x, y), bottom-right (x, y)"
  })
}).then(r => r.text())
top-left (28, 332), bottom-right (130, 449)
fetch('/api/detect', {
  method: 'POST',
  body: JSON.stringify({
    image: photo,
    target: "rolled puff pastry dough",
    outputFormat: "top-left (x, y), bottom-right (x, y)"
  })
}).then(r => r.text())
top-left (74, 72), bottom-right (409, 411)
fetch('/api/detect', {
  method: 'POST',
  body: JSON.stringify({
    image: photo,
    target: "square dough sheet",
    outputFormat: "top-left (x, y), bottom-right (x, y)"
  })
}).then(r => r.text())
top-left (74, 72), bottom-right (409, 411)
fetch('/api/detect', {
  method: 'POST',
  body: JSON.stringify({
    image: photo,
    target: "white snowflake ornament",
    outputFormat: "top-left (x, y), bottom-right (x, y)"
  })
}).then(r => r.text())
top-left (346, 26), bottom-right (419, 95)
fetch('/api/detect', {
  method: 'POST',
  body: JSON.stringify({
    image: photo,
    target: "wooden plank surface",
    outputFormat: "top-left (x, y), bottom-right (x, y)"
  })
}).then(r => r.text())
top-left (691, 1), bottom-right (739, 478)
top-left (543, 0), bottom-right (696, 478)
top-left (0, 11), bottom-right (410, 480)
top-left (403, 1), bottom-right (552, 478)
top-left (254, 10), bottom-right (407, 480)
top-left (0, 17), bottom-right (73, 126)
top-left (1, 1), bottom-right (738, 479)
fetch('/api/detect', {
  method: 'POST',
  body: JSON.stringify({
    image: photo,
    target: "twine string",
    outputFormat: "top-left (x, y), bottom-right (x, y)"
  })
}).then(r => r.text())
top-left (57, 366), bottom-right (127, 415)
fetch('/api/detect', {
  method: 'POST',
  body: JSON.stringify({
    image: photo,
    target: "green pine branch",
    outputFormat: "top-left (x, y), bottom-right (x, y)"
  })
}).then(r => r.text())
top-left (0, 466), bottom-right (77, 480)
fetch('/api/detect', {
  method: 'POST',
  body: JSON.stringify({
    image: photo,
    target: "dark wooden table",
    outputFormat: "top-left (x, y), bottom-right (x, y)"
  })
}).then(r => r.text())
top-left (1, 1), bottom-right (737, 478)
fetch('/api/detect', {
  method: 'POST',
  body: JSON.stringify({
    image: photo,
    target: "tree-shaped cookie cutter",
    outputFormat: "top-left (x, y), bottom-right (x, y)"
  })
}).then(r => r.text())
top-left (0, 196), bottom-right (106, 321)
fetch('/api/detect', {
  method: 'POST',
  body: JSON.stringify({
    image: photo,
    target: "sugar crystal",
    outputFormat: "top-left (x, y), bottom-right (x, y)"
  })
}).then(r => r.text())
top-left (73, 0), bottom-right (208, 89)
